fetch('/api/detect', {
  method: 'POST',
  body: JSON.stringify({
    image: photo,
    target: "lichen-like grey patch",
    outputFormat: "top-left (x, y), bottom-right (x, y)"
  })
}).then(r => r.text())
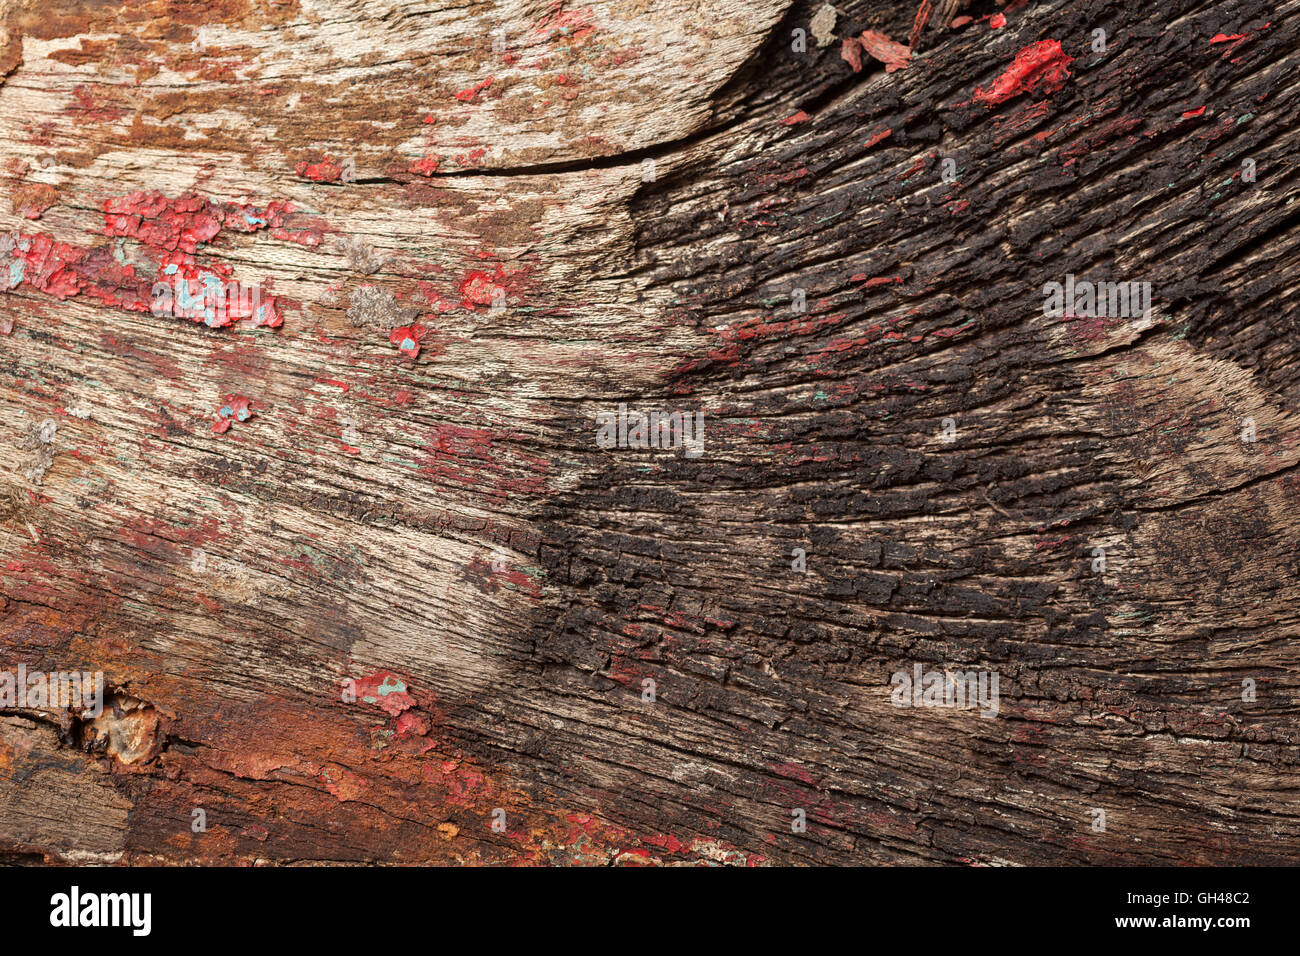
top-left (16, 417), bottom-right (56, 483)
top-left (346, 285), bottom-right (419, 330)
top-left (811, 3), bottom-right (839, 47)
top-left (335, 235), bottom-right (384, 275)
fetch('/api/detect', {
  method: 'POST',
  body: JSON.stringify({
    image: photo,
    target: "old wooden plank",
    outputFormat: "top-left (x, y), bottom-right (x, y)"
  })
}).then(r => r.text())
top-left (0, 0), bottom-right (1297, 864)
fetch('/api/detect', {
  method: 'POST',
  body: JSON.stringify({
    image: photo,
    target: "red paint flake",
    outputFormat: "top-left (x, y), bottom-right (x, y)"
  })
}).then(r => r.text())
top-left (353, 672), bottom-right (416, 717)
top-left (409, 155), bottom-right (440, 176)
top-left (464, 553), bottom-right (542, 599)
top-left (395, 710), bottom-right (428, 737)
top-left (453, 147), bottom-right (489, 167)
top-left (901, 155), bottom-right (928, 179)
top-left (459, 270), bottom-right (502, 308)
top-left (864, 128), bottom-right (893, 149)
top-left (294, 156), bottom-right (344, 182)
top-left (859, 30), bottom-right (911, 73)
top-left (426, 760), bottom-right (492, 810)
top-left (390, 323), bottom-right (426, 358)
top-left (5, 233), bottom-right (85, 298)
top-left (212, 395), bottom-right (253, 434)
top-left (1182, 105), bottom-right (1206, 118)
top-left (1034, 535), bottom-right (1071, 551)
top-left (781, 110), bottom-right (810, 126)
top-left (864, 275), bottom-right (903, 288)
top-left (1210, 33), bottom-right (1245, 43)
top-left (769, 761), bottom-right (821, 787)
top-left (908, 0), bottom-right (933, 48)
top-left (454, 76), bottom-right (493, 102)
top-left (974, 39), bottom-right (1074, 107)
top-left (639, 832), bottom-right (681, 858)
top-left (990, 13), bottom-right (1007, 28)
top-left (104, 191), bottom-right (221, 254)
top-left (841, 37), bottom-right (864, 73)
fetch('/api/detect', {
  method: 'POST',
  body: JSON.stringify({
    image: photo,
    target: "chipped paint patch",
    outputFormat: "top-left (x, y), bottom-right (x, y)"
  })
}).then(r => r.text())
top-left (973, 40), bottom-right (1074, 107)
top-left (353, 672), bottom-right (416, 717)
top-left (212, 395), bottom-right (253, 434)
top-left (454, 76), bottom-right (493, 102)
top-left (858, 31), bottom-right (912, 73)
top-left (389, 323), bottom-right (427, 358)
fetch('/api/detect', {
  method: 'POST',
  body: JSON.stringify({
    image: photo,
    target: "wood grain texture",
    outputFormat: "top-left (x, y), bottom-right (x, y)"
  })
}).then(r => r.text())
top-left (0, 0), bottom-right (1297, 865)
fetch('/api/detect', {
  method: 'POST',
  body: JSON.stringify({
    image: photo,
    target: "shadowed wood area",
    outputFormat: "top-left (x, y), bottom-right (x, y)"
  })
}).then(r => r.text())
top-left (0, 0), bottom-right (1297, 865)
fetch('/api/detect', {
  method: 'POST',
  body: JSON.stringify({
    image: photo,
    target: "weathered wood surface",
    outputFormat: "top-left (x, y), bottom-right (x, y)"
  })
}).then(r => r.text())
top-left (0, 0), bottom-right (1297, 865)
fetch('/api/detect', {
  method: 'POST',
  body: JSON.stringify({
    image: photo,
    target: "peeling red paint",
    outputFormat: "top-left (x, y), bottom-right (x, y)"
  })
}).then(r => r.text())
top-left (463, 554), bottom-right (542, 599)
top-left (454, 76), bottom-right (493, 102)
top-left (781, 110), bottom-right (810, 126)
top-left (395, 710), bottom-right (429, 737)
top-left (389, 323), bottom-right (427, 358)
top-left (459, 270), bottom-right (502, 309)
top-left (842, 37), bottom-right (864, 73)
top-left (859, 31), bottom-right (912, 73)
top-left (353, 672), bottom-right (417, 717)
top-left (212, 395), bottom-right (253, 434)
top-left (104, 191), bottom-right (221, 254)
top-left (409, 155), bottom-right (441, 176)
top-left (0, 191), bottom-right (326, 329)
top-left (864, 128), bottom-right (893, 149)
top-left (294, 156), bottom-right (345, 182)
top-left (973, 40), bottom-right (1074, 108)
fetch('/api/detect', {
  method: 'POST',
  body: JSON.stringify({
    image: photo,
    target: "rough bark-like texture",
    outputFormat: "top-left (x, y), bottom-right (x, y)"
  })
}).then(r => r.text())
top-left (0, 0), bottom-right (1297, 865)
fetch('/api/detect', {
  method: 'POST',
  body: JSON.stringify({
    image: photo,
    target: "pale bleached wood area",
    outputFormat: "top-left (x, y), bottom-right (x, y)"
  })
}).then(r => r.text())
top-left (0, 0), bottom-right (1298, 864)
